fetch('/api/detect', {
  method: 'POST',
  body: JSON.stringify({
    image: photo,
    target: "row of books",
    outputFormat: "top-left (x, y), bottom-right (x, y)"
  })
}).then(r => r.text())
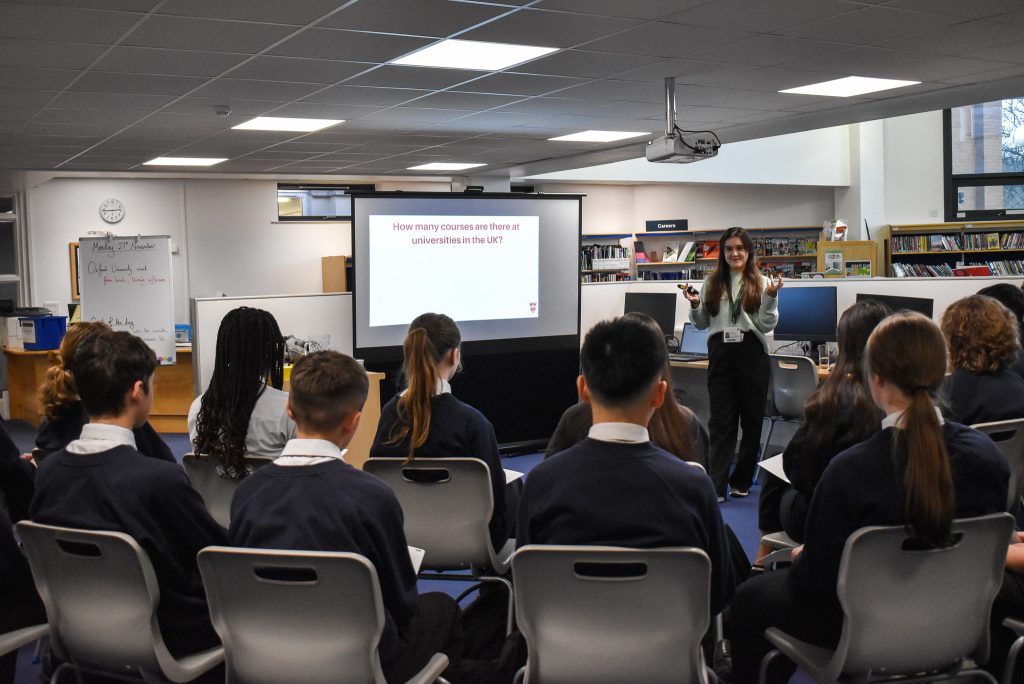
top-left (581, 245), bottom-right (630, 272)
top-left (981, 260), bottom-right (1024, 276)
top-left (637, 268), bottom-right (711, 281)
top-left (581, 272), bottom-right (632, 283)
top-left (963, 232), bottom-right (1002, 250)
top-left (751, 237), bottom-right (817, 256)
top-left (891, 234), bottom-right (964, 253)
top-left (891, 262), bottom-right (956, 277)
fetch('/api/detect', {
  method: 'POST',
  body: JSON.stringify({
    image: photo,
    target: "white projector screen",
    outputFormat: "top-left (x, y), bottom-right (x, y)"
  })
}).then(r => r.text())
top-left (353, 193), bottom-right (581, 351)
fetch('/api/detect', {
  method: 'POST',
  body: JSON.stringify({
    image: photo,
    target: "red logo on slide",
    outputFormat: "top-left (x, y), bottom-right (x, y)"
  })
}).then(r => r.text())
top-left (529, 302), bottom-right (537, 313)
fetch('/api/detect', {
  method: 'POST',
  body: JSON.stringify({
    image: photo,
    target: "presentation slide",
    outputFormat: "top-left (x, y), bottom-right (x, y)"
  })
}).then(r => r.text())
top-left (368, 214), bottom-right (539, 327)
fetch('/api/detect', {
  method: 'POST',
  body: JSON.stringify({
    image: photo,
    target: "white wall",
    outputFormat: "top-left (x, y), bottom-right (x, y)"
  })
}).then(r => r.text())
top-left (884, 111), bottom-right (945, 225)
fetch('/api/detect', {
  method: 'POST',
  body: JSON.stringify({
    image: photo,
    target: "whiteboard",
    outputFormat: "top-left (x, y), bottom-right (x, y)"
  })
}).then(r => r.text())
top-left (191, 293), bottom-right (352, 394)
top-left (79, 235), bottom-right (176, 364)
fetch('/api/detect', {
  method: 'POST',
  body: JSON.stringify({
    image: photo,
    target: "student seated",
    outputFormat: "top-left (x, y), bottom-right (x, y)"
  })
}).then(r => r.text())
top-left (545, 313), bottom-right (710, 469)
top-left (728, 312), bottom-right (1009, 683)
top-left (757, 300), bottom-right (888, 550)
top-left (189, 307), bottom-right (296, 476)
top-left (30, 330), bottom-right (227, 659)
top-left (977, 282), bottom-right (1024, 380)
top-left (36, 321), bottom-right (174, 462)
top-left (987, 532), bottom-right (1024, 680)
top-left (230, 351), bottom-right (461, 684)
top-left (371, 313), bottom-right (511, 550)
top-left (517, 316), bottom-right (733, 616)
top-left (940, 294), bottom-right (1024, 425)
top-left (0, 423), bottom-right (44, 684)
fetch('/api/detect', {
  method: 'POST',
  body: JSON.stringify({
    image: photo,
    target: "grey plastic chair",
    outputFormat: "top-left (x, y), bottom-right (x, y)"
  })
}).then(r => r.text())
top-left (971, 419), bottom-right (1024, 513)
top-left (511, 545), bottom-right (716, 684)
top-left (363, 457), bottom-right (515, 634)
top-left (182, 452), bottom-right (273, 527)
top-left (759, 513), bottom-right (1014, 684)
top-left (198, 547), bottom-right (448, 684)
top-left (760, 355), bottom-right (818, 463)
top-left (16, 521), bottom-right (224, 683)
top-left (1001, 617), bottom-right (1024, 684)
top-left (758, 530), bottom-right (798, 568)
top-left (0, 623), bottom-right (47, 660)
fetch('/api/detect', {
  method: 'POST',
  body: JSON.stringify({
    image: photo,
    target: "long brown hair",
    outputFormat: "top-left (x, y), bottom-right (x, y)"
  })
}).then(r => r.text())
top-left (39, 321), bottom-right (111, 420)
top-left (865, 312), bottom-right (954, 547)
top-left (387, 313), bottom-right (461, 462)
top-left (703, 227), bottom-right (762, 317)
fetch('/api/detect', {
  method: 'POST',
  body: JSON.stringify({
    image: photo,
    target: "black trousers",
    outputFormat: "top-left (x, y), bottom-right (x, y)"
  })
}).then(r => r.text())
top-left (707, 332), bottom-right (770, 496)
top-left (385, 592), bottom-right (463, 684)
top-left (0, 596), bottom-right (46, 684)
top-left (987, 570), bottom-right (1024, 682)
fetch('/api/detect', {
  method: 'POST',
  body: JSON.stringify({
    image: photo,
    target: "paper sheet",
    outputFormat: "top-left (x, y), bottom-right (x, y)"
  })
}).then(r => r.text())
top-left (408, 546), bottom-right (425, 573)
top-left (504, 468), bottom-right (524, 484)
top-left (758, 454), bottom-right (789, 484)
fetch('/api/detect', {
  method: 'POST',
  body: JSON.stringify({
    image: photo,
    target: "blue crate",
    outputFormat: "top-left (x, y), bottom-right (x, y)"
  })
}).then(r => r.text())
top-left (20, 315), bottom-right (67, 351)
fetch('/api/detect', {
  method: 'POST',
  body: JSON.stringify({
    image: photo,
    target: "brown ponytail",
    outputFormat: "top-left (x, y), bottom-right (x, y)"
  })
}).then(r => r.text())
top-left (866, 312), bottom-right (954, 546)
top-left (386, 313), bottom-right (461, 462)
top-left (39, 321), bottom-right (111, 420)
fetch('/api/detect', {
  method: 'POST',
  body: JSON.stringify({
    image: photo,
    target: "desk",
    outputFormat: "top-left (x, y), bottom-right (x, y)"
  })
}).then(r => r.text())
top-left (670, 358), bottom-right (830, 380)
top-left (4, 346), bottom-right (194, 431)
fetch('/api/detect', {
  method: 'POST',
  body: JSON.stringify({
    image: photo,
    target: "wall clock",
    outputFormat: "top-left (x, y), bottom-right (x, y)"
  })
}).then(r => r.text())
top-left (99, 197), bottom-right (125, 224)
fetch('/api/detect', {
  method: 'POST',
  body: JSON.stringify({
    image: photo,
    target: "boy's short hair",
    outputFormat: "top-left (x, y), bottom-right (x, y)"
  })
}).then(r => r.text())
top-left (581, 316), bottom-right (668, 408)
top-left (69, 330), bottom-right (158, 418)
top-left (289, 351), bottom-right (369, 433)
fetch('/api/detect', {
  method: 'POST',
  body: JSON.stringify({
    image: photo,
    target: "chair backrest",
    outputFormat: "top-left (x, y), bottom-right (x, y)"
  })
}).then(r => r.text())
top-left (16, 521), bottom-right (166, 676)
top-left (834, 513), bottom-right (1014, 678)
top-left (512, 545), bottom-right (711, 684)
top-left (198, 547), bottom-right (386, 684)
top-left (971, 419), bottom-right (1024, 511)
top-left (363, 457), bottom-right (494, 570)
top-left (768, 354), bottom-right (818, 420)
top-left (183, 453), bottom-right (273, 527)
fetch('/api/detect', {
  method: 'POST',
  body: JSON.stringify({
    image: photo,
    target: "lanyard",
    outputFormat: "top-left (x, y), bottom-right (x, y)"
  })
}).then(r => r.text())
top-left (726, 278), bottom-right (743, 324)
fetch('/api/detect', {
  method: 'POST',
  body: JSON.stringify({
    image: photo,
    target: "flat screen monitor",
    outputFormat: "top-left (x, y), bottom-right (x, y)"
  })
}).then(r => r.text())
top-left (855, 293), bottom-right (934, 319)
top-left (774, 286), bottom-right (838, 343)
top-left (624, 292), bottom-right (677, 337)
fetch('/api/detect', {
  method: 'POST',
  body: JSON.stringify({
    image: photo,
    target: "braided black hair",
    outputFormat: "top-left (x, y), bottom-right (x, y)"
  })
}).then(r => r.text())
top-left (194, 307), bottom-right (285, 479)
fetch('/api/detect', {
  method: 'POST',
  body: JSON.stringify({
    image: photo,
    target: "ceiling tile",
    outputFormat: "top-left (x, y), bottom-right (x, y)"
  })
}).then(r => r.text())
top-left (940, 63), bottom-right (1024, 84)
top-left (493, 97), bottom-right (596, 115)
top-left (189, 78), bottom-right (325, 102)
top-left (972, 42), bottom-right (1024, 65)
top-left (155, 0), bottom-right (343, 25)
top-left (411, 91), bottom-right (523, 110)
top-left (49, 91), bottom-right (176, 111)
top-left (0, 89), bottom-right (61, 108)
top-left (886, 0), bottom-right (1024, 19)
top-left (996, 10), bottom-right (1024, 26)
top-left (321, 0), bottom-right (508, 37)
top-left (94, 47), bottom-right (248, 77)
top-left (459, 8), bottom-right (639, 48)
top-left (779, 6), bottom-right (961, 45)
top-left (590, 100), bottom-right (664, 118)
top-left (70, 71), bottom-right (207, 96)
top-left (554, 79), bottom-right (663, 103)
top-left (711, 66), bottom-right (852, 92)
top-left (873, 56), bottom-right (1024, 82)
top-left (579, 22), bottom-right (752, 59)
top-left (0, 38), bottom-right (106, 68)
top-left (664, 0), bottom-right (856, 32)
top-left (454, 72), bottom-right (587, 96)
top-left (536, 0), bottom-right (705, 21)
top-left (0, 106), bottom-right (41, 123)
top-left (226, 56), bottom-right (371, 83)
top-left (162, 97), bottom-right (280, 116)
top-left (16, 1), bottom-right (160, 10)
top-left (265, 102), bottom-right (383, 120)
top-left (0, 66), bottom-right (79, 90)
top-left (269, 28), bottom-right (432, 63)
top-left (301, 85), bottom-right (430, 106)
top-left (125, 16), bottom-right (295, 53)
top-left (370, 107), bottom-right (474, 124)
top-left (516, 49), bottom-right (663, 79)
top-left (613, 59), bottom-right (756, 85)
top-left (0, 3), bottom-right (143, 42)
top-left (114, 124), bottom-right (227, 141)
top-left (874, 21), bottom-right (1024, 56)
top-left (689, 36), bottom-right (845, 68)
top-left (18, 121), bottom-right (125, 136)
top-left (780, 47), bottom-right (932, 75)
top-left (33, 108), bottom-right (145, 125)
top-left (343, 65), bottom-right (478, 90)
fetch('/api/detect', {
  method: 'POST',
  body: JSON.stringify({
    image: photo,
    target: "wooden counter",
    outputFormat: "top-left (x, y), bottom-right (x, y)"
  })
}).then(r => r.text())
top-left (4, 346), bottom-right (194, 432)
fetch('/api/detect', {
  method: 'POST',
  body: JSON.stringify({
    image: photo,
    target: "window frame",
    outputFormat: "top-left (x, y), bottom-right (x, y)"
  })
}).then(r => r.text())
top-left (943, 104), bottom-right (1024, 222)
top-left (276, 183), bottom-right (375, 222)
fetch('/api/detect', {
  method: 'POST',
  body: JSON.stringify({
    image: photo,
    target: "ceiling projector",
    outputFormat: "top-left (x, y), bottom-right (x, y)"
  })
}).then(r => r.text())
top-left (645, 131), bottom-right (721, 163)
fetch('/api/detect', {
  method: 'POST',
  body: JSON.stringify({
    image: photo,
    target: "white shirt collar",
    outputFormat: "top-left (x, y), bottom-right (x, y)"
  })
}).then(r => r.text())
top-left (400, 377), bottom-right (452, 397)
top-left (274, 438), bottom-right (347, 466)
top-left (588, 422), bottom-right (650, 444)
top-left (882, 405), bottom-right (945, 430)
top-left (66, 423), bottom-right (137, 455)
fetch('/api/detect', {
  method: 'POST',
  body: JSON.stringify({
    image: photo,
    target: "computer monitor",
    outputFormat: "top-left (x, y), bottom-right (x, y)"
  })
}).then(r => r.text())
top-left (774, 286), bottom-right (838, 343)
top-left (623, 292), bottom-right (677, 337)
top-left (855, 293), bottom-right (934, 319)
top-left (678, 323), bottom-right (710, 356)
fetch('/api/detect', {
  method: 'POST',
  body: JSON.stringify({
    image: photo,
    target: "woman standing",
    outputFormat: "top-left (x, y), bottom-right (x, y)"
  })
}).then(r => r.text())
top-left (683, 227), bottom-right (782, 500)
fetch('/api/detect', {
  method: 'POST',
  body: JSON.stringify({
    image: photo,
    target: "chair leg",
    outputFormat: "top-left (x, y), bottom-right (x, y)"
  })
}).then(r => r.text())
top-left (1005, 634), bottom-right (1024, 684)
top-left (477, 574), bottom-right (515, 636)
top-left (754, 419), bottom-right (776, 485)
top-left (757, 649), bottom-right (780, 684)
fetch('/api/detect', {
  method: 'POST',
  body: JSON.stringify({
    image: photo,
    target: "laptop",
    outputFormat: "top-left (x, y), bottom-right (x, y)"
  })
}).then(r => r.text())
top-left (669, 323), bottom-right (710, 362)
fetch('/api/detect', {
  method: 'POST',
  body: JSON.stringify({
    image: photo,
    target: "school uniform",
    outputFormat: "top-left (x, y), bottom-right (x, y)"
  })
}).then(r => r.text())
top-left (372, 379), bottom-right (509, 550)
top-left (942, 367), bottom-right (1024, 426)
top-left (29, 424), bottom-right (227, 658)
top-left (36, 399), bottom-right (174, 463)
top-left (188, 384), bottom-right (296, 459)
top-left (544, 400), bottom-right (711, 470)
top-left (517, 422), bottom-right (733, 616)
top-left (729, 410), bottom-right (1009, 683)
top-left (690, 272), bottom-right (778, 497)
top-left (230, 439), bottom-right (460, 683)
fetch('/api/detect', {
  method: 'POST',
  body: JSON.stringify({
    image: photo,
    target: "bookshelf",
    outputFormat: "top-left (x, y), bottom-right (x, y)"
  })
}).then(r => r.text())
top-left (580, 233), bottom-right (632, 283)
top-left (885, 220), bottom-right (1024, 277)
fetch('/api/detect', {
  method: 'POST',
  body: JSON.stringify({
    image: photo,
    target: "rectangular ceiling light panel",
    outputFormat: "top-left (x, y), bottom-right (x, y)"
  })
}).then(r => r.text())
top-left (232, 116), bottom-right (344, 132)
top-left (780, 76), bottom-right (920, 97)
top-left (391, 39), bottom-right (558, 71)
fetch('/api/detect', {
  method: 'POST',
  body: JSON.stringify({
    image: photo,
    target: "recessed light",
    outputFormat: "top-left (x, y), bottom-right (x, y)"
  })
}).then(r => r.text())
top-left (391, 39), bottom-right (558, 71)
top-left (780, 76), bottom-right (920, 97)
top-left (549, 130), bottom-right (650, 143)
top-left (143, 157), bottom-right (227, 167)
top-left (407, 163), bottom-right (487, 171)
top-left (232, 117), bottom-right (343, 132)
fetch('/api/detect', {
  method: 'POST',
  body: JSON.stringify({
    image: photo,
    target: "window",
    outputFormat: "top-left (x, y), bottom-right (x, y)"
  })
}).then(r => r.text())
top-left (276, 183), bottom-right (375, 221)
top-left (944, 98), bottom-right (1024, 221)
